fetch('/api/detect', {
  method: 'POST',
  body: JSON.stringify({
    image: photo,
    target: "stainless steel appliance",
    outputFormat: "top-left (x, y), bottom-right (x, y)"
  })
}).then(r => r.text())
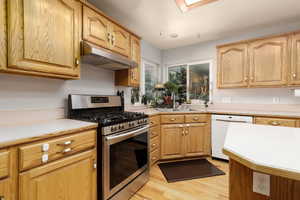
top-left (68, 94), bottom-right (149, 200)
top-left (81, 41), bottom-right (138, 70)
top-left (211, 115), bottom-right (253, 160)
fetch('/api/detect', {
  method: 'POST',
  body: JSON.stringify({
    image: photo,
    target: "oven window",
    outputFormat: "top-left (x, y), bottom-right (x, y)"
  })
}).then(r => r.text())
top-left (109, 132), bottom-right (148, 190)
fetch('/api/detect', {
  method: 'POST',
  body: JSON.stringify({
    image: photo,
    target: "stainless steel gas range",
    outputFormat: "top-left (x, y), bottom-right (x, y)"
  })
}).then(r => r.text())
top-left (68, 94), bottom-right (150, 200)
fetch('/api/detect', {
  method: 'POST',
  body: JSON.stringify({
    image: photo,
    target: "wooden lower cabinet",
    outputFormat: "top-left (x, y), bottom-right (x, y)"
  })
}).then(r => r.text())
top-left (19, 150), bottom-right (96, 200)
top-left (255, 117), bottom-right (299, 127)
top-left (160, 122), bottom-right (211, 160)
top-left (185, 123), bottom-right (211, 157)
top-left (160, 124), bottom-right (184, 160)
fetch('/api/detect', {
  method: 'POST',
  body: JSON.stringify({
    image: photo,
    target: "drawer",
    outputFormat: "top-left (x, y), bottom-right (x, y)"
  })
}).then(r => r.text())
top-left (149, 115), bottom-right (160, 127)
top-left (0, 150), bottom-right (10, 179)
top-left (150, 136), bottom-right (160, 152)
top-left (150, 126), bottom-right (160, 138)
top-left (185, 114), bottom-right (209, 123)
top-left (255, 117), bottom-right (298, 127)
top-left (150, 149), bottom-right (159, 165)
top-left (161, 115), bottom-right (184, 124)
top-left (19, 130), bottom-right (96, 171)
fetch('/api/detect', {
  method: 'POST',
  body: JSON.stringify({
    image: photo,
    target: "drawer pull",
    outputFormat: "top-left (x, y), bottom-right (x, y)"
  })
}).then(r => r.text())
top-left (152, 156), bottom-right (157, 160)
top-left (151, 143), bottom-right (156, 147)
top-left (61, 148), bottom-right (72, 154)
top-left (57, 140), bottom-right (73, 146)
top-left (170, 118), bottom-right (176, 121)
top-left (270, 121), bottom-right (280, 126)
top-left (193, 117), bottom-right (199, 121)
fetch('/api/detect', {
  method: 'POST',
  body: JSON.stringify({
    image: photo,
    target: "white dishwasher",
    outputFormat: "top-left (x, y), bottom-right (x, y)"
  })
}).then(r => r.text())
top-left (212, 114), bottom-right (253, 160)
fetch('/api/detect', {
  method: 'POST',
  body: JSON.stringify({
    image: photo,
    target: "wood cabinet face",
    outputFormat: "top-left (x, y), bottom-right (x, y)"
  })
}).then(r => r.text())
top-left (8, 0), bottom-right (82, 78)
top-left (184, 123), bottom-right (210, 157)
top-left (0, 179), bottom-right (11, 200)
top-left (110, 23), bottom-right (130, 57)
top-left (83, 6), bottom-right (110, 49)
top-left (20, 150), bottom-right (96, 200)
top-left (218, 44), bottom-right (248, 88)
top-left (249, 36), bottom-right (288, 86)
top-left (130, 36), bottom-right (141, 86)
top-left (160, 125), bottom-right (184, 159)
top-left (255, 117), bottom-right (298, 128)
top-left (0, 0), bottom-right (6, 71)
top-left (291, 33), bottom-right (300, 85)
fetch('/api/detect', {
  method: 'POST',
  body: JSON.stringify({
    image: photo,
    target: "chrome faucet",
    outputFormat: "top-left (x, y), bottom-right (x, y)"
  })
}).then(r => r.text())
top-left (172, 93), bottom-right (179, 111)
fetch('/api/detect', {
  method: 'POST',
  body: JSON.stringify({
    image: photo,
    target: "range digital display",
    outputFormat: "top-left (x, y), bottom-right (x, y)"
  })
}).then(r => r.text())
top-left (91, 97), bottom-right (109, 103)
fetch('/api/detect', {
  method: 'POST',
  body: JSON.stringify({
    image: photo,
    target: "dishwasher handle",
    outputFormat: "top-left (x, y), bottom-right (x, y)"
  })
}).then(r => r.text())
top-left (215, 119), bottom-right (250, 123)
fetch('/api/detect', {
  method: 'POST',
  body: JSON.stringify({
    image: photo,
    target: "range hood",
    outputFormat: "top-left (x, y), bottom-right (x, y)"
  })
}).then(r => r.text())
top-left (81, 41), bottom-right (138, 70)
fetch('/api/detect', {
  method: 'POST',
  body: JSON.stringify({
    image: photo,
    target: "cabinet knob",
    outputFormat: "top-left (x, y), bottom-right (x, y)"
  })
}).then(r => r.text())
top-left (107, 33), bottom-right (111, 42)
top-left (152, 156), bottom-right (157, 160)
top-left (193, 117), bottom-right (199, 121)
top-left (292, 73), bottom-right (297, 79)
top-left (57, 140), bottom-right (73, 146)
top-left (170, 118), bottom-right (176, 121)
top-left (270, 121), bottom-right (280, 126)
top-left (61, 148), bottom-right (72, 154)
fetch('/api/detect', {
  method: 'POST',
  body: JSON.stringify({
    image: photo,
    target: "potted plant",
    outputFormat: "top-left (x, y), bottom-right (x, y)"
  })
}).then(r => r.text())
top-left (163, 81), bottom-right (179, 107)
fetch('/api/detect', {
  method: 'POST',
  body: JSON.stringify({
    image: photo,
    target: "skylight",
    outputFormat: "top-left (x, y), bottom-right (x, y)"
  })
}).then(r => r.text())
top-left (176, 0), bottom-right (219, 12)
top-left (185, 0), bottom-right (203, 6)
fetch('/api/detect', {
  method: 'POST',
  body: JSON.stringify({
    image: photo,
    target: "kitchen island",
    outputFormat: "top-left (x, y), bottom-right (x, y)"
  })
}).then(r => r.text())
top-left (223, 123), bottom-right (300, 200)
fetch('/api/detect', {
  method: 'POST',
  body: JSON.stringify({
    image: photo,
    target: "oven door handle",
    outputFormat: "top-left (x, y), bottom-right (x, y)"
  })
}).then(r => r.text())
top-left (105, 125), bottom-right (150, 145)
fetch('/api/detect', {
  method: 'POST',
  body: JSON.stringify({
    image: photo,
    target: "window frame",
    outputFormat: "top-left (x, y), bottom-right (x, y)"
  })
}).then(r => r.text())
top-left (166, 60), bottom-right (213, 103)
top-left (141, 59), bottom-right (161, 96)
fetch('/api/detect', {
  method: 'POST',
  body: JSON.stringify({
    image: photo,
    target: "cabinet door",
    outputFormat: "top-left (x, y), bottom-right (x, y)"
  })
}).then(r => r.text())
top-left (184, 123), bottom-right (211, 157)
top-left (130, 36), bottom-right (141, 86)
top-left (249, 36), bottom-right (288, 87)
top-left (0, 0), bottom-right (6, 71)
top-left (8, 0), bottom-right (82, 79)
top-left (291, 33), bottom-right (300, 85)
top-left (217, 44), bottom-right (249, 88)
top-left (0, 179), bottom-right (11, 200)
top-left (161, 125), bottom-right (184, 159)
top-left (83, 6), bottom-right (110, 49)
top-left (110, 24), bottom-right (130, 57)
top-left (20, 150), bottom-right (96, 200)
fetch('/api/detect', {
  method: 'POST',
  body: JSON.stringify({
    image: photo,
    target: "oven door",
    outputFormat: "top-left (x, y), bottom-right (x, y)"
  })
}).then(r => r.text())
top-left (103, 125), bottom-right (149, 200)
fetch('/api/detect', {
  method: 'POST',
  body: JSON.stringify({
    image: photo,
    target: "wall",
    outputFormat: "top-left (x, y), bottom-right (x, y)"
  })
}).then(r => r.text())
top-left (0, 64), bottom-right (115, 111)
top-left (162, 21), bottom-right (300, 105)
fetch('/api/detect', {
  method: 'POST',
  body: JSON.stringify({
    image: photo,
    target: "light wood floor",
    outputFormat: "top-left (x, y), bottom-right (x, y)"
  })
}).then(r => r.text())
top-left (130, 159), bottom-right (229, 200)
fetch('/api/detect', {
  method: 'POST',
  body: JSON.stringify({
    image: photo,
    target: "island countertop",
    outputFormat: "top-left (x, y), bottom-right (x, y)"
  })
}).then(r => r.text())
top-left (223, 123), bottom-right (300, 181)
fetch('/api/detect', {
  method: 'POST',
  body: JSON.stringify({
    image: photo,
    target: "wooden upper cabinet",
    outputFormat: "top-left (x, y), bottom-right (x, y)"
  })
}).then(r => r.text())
top-left (248, 36), bottom-right (288, 87)
top-left (20, 150), bottom-right (96, 200)
top-left (0, 0), bottom-right (6, 71)
top-left (217, 43), bottom-right (249, 88)
top-left (291, 32), bottom-right (300, 85)
top-left (110, 23), bottom-right (130, 58)
top-left (83, 6), bottom-right (110, 49)
top-left (160, 125), bottom-right (184, 159)
top-left (7, 0), bottom-right (82, 79)
top-left (130, 36), bottom-right (141, 86)
top-left (184, 123), bottom-right (210, 157)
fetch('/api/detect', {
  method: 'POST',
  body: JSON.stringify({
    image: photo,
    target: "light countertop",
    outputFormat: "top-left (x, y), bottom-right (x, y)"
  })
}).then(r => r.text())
top-left (129, 107), bottom-right (300, 119)
top-left (223, 123), bottom-right (300, 181)
top-left (0, 119), bottom-right (98, 148)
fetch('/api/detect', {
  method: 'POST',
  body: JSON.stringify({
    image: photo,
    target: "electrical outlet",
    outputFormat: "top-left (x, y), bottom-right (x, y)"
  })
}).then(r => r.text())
top-left (272, 97), bottom-right (280, 104)
top-left (253, 172), bottom-right (270, 196)
top-left (222, 97), bottom-right (232, 103)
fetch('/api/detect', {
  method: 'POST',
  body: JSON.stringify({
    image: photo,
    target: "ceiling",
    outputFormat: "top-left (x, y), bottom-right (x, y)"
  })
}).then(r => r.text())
top-left (88, 0), bottom-right (300, 49)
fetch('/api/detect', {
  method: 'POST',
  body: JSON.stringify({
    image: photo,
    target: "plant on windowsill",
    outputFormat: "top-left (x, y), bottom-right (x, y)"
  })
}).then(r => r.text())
top-left (163, 81), bottom-right (179, 108)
